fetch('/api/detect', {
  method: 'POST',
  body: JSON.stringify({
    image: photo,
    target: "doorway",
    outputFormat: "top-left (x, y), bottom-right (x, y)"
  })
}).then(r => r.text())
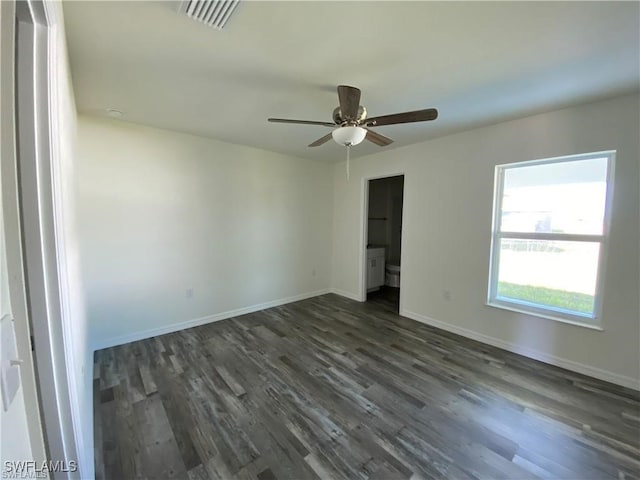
top-left (364, 175), bottom-right (404, 312)
top-left (3, 0), bottom-right (84, 476)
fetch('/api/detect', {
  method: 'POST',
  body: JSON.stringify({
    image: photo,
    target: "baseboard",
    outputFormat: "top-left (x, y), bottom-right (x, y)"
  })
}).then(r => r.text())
top-left (401, 309), bottom-right (640, 391)
top-left (92, 288), bottom-right (331, 351)
top-left (330, 287), bottom-right (362, 302)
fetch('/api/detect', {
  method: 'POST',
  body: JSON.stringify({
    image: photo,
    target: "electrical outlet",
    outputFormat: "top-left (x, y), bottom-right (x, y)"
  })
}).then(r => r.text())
top-left (311, 269), bottom-right (317, 277)
top-left (443, 290), bottom-right (452, 301)
top-left (186, 288), bottom-right (193, 299)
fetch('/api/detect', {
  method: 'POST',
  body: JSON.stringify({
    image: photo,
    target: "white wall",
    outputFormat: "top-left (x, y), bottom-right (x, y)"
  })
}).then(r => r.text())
top-left (77, 117), bottom-right (334, 348)
top-left (331, 94), bottom-right (640, 388)
top-left (49, 1), bottom-right (93, 475)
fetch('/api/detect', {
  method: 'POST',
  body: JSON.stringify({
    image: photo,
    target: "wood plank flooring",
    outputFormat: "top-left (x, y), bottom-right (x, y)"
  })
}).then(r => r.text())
top-left (94, 293), bottom-right (640, 480)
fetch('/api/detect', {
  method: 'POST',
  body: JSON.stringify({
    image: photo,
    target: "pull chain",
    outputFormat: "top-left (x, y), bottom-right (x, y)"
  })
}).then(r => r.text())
top-left (346, 144), bottom-right (351, 181)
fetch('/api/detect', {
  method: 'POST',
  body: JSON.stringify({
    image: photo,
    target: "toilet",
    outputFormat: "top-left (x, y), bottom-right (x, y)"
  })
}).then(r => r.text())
top-left (385, 262), bottom-right (400, 288)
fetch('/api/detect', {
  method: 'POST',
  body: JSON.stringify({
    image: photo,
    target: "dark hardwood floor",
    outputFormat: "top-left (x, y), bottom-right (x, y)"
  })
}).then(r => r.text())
top-left (94, 293), bottom-right (640, 480)
top-left (366, 286), bottom-right (400, 313)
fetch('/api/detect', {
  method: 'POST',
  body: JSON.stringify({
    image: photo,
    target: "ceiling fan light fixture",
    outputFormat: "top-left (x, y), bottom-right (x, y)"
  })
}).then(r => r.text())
top-left (268, 85), bottom-right (437, 149)
top-left (332, 126), bottom-right (366, 147)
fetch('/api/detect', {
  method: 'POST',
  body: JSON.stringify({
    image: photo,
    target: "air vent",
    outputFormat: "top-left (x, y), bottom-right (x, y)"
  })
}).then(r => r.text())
top-left (179, 0), bottom-right (240, 30)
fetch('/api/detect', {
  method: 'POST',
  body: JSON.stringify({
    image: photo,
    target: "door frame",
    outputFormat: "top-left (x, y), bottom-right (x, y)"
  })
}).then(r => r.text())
top-left (359, 173), bottom-right (407, 311)
top-left (11, 0), bottom-right (83, 477)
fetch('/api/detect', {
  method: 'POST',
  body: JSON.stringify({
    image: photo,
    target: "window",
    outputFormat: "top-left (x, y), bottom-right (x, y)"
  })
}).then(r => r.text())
top-left (488, 151), bottom-right (615, 328)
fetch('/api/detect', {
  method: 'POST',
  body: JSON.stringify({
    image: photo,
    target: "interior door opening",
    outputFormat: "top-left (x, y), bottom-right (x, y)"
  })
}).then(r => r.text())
top-left (365, 175), bottom-right (404, 312)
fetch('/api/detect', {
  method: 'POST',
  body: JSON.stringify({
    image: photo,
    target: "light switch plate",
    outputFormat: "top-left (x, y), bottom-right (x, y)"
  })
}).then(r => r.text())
top-left (1, 314), bottom-right (21, 412)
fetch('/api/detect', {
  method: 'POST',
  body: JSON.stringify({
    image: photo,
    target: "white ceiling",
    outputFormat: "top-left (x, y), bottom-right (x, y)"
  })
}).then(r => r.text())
top-left (63, 1), bottom-right (640, 163)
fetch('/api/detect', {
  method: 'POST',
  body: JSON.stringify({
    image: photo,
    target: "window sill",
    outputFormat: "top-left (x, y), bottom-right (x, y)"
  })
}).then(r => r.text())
top-left (486, 300), bottom-right (604, 331)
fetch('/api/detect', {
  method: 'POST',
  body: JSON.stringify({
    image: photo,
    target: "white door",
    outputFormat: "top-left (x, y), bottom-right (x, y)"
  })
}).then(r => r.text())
top-left (0, 159), bottom-right (35, 470)
top-left (1, 0), bottom-right (37, 464)
top-left (0, 0), bottom-right (47, 469)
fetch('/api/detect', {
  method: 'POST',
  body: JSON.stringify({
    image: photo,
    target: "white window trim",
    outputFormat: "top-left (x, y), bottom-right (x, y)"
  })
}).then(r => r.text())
top-left (487, 150), bottom-right (616, 330)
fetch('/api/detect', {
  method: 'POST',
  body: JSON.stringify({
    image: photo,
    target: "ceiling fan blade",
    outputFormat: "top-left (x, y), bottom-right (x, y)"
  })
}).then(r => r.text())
top-left (364, 108), bottom-right (438, 127)
top-left (268, 118), bottom-right (335, 127)
top-left (308, 132), bottom-right (333, 147)
top-left (365, 128), bottom-right (394, 147)
top-left (337, 85), bottom-right (361, 121)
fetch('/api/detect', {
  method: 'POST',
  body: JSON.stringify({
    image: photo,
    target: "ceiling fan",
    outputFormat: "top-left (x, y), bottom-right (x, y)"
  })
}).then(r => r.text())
top-left (268, 85), bottom-right (438, 148)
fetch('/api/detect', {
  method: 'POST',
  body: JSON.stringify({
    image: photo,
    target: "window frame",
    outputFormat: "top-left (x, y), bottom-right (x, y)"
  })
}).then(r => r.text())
top-left (487, 151), bottom-right (616, 329)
